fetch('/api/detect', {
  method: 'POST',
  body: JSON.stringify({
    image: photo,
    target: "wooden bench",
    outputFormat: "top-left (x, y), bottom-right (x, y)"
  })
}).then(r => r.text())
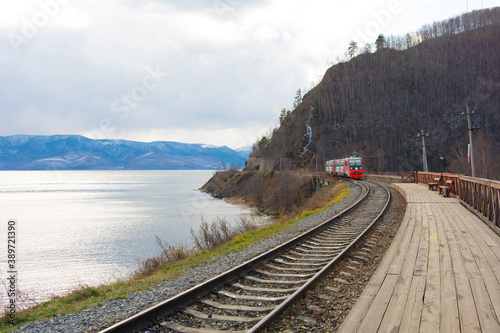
top-left (428, 178), bottom-right (440, 191)
top-left (438, 180), bottom-right (453, 197)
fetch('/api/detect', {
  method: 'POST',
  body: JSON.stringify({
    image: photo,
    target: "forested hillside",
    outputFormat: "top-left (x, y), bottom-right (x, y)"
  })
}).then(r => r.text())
top-left (251, 8), bottom-right (500, 179)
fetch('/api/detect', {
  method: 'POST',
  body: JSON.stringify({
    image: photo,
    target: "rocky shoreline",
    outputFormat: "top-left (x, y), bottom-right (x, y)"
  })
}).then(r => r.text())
top-left (200, 170), bottom-right (315, 216)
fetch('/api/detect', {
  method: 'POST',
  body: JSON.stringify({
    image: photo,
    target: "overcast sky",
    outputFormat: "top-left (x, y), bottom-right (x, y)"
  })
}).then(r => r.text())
top-left (1, 0), bottom-right (498, 149)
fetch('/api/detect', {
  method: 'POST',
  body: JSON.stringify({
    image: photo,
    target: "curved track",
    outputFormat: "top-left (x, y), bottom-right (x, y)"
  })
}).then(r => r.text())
top-left (99, 180), bottom-right (390, 333)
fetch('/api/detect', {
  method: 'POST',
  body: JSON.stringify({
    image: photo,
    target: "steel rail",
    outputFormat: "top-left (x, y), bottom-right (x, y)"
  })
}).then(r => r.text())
top-left (99, 181), bottom-right (371, 333)
top-left (248, 181), bottom-right (391, 332)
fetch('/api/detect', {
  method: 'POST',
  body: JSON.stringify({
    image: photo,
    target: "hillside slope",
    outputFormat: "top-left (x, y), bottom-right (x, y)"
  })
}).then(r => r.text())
top-left (252, 8), bottom-right (500, 179)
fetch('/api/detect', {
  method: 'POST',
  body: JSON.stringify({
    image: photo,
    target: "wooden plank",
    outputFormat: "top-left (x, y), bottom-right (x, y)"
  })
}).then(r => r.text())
top-left (436, 202), bottom-right (482, 332)
top-left (448, 242), bottom-right (481, 331)
top-left (340, 183), bottom-right (499, 333)
top-left (396, 183), bottom-right (484, 332)
top-left (397, 201), bottom-right (427, 332)
top-left (399, 275), bottom-right (426, 332)
top-left (398, 184), bottom-right (418, 203)
top-left (442, 202), bottom-right (483, 284)
top-left (432, 203), bottom-right (460, 333)
top-left (469, 278), bottom-right (500, 332)
top-left (378, 205), bottom-right (422, 331)
top-left (398, 182), bottom-right (460, 204)
top-left (420, 203), bottom-right (441, 332)
top-left (455, 203), bottom-right (500, 278)
top-left (414, 203), bottom-right (429, 278)
top-left (471, 221), bottom-right (500, 248)
top-left (387, 204), bottom-right (417, 275)
top-left (377, 274), bottom-right (412, 332)
top-left (357, 274), bottom-right (399, 333)
top-left (446, 203), bottom-right (500, 324)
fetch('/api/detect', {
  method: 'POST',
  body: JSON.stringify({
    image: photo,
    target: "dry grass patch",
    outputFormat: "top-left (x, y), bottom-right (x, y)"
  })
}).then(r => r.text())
top-left (279, 182), bottom-right (349, 223)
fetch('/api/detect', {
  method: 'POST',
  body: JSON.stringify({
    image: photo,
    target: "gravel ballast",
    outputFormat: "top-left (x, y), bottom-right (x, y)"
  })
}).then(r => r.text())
top-left (263, 185), bottom-right (406, 332)
top-left (15, 181), bottom-right (373, 333)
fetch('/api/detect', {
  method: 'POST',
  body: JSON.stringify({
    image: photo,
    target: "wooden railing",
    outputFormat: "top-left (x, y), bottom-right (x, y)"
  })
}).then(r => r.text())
top-left (415, 171), bottom-right (461, 195)
top-left (400, 171), bottom-right (499, 229)
top-left (401, 171), bottom-right (416, 183)
top-left (459, 176), bottom-right (500, 228)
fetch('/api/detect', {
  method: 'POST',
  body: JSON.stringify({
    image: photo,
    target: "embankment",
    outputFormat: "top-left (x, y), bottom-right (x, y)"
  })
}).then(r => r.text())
top-left (201, 170), bottom-right (332, 217)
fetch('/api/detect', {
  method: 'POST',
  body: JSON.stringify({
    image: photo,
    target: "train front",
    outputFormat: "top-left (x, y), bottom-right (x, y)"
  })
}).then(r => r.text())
top-left (348, 158), bottom-right (363, 179)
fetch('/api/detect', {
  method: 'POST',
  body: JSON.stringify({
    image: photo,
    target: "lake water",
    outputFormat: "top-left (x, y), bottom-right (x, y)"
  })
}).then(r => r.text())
top-left (0, 170), bottom-right (263, 307)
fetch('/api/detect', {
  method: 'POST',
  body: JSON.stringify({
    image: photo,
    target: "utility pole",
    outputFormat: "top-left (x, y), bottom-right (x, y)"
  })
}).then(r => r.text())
top-left (463, 104), bottom-right (478, 177)
top-left (417, 130), bottom-right (429, 172)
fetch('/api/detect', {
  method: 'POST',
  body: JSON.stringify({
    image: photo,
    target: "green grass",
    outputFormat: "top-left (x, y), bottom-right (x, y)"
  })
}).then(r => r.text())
top-left (0, 183), bottom-right (351, 332)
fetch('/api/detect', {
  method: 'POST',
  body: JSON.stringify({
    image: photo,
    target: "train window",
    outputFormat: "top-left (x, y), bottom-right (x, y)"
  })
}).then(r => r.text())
top-left (350, 159), bottom-right (362, 167)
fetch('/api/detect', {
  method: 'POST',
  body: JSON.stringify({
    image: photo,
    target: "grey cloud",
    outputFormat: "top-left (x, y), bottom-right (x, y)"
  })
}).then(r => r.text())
top-left (1, 0), bottom-right (480, 147)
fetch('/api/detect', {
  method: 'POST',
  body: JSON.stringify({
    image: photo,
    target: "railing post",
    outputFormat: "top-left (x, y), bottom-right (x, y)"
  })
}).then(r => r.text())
top-left (459, 175), bottom-right (500, 229)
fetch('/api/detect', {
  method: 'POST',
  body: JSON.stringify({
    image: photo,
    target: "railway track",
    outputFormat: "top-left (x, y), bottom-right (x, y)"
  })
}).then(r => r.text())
top-left (100, 180), bottom-right (390, 333)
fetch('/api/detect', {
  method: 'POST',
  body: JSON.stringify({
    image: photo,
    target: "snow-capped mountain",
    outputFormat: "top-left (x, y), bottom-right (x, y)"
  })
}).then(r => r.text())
top-left (0, 135), bottom-right (251, 170)
top-left (234, 146), bottom-right (253, 159)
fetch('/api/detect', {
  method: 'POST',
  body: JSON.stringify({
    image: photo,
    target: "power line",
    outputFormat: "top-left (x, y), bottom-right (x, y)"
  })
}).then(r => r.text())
top-left (361, 105), bottom-right (470, 163)
top-left (462, 103), bottom-right (479, 177)
top-left (417, 130), bottom-right (429, 172)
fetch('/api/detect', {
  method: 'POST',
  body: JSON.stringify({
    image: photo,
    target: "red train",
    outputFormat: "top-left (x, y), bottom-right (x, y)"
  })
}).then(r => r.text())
top-left (325, 157), bottom-right (363, 179)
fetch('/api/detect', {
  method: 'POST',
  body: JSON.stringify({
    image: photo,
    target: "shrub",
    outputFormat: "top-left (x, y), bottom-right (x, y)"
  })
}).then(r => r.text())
top-left (191, 216), bottom-right (260, 252)
top-left (134, 236), bottom-right (191, 278)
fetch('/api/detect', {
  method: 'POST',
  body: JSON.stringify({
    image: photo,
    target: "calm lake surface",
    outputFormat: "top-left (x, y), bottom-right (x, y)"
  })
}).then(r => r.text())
top-left (0, 170), bottom-right (263, 305)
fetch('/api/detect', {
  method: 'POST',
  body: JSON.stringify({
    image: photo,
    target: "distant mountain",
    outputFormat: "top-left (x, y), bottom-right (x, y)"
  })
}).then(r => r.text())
top-left (234, 146), bottom-right (253, 159)
top-left (0, 135), bottom-right (251, 170)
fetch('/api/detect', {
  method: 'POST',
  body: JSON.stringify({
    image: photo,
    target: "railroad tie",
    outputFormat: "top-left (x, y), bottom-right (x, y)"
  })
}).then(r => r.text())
top-left (253, 268), bottom-right (315, 279)
top-left (264, 263), bottom-right (320, 272)
top-left (162, 321), bottom-right (247, 333)
top-left (245, 275), bottom-right (308, 285)
top-left (183, 308), bottom-right (265, 323)
top-left (199, 299), bottom-right (277, 312)
top-left (232, 282), bottom-right (299, 293)
top-left (218, 290), bottom-right (289, 302)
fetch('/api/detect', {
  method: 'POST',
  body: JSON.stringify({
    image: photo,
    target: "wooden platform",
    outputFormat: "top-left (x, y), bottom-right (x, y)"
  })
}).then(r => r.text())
top-left (337, 183), bottom-right (500, 332)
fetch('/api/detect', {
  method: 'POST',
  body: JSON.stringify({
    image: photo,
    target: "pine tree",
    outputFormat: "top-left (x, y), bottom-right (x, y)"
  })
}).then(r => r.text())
top-left (375, 34), bottom-right (386, 51)
top-left (348, 40), bottom-right (358, 59)
top-left (293, 89), bottom-right (302, 109)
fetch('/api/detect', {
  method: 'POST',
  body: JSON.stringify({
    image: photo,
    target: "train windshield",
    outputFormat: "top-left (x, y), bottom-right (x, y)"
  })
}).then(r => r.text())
top-left (349, 159), bottom-right (362, 168)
